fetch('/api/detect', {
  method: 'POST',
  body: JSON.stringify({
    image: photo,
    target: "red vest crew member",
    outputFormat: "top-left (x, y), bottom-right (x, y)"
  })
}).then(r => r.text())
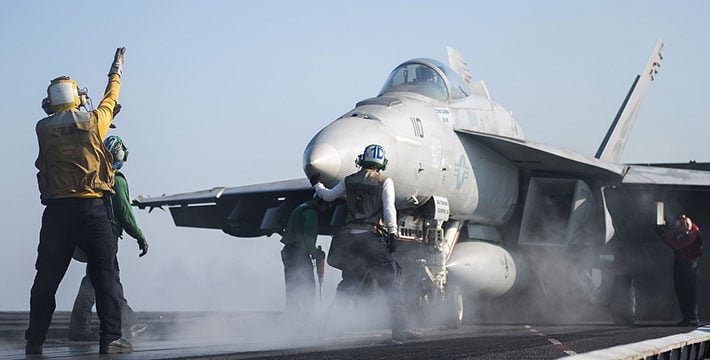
top-left (656, 215), bottom-right (703, 326)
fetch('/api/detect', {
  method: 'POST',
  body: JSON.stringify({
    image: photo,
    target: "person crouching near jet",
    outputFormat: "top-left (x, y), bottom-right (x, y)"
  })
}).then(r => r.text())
top-left (655, 214), bottom-right (703, 327)
top-left (280, 195), bottom-right (327, 325)
top-left (312, 144), bottom-right (423, 343)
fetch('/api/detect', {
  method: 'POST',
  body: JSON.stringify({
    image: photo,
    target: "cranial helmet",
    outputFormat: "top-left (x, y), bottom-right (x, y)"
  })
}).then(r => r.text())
top-left (103, 135), bottom-right (129, 169)
top-left (43, 76), bottom-right (86, 114)
top-left (357, 144), bottom-right (388, 170)
top-left (675, 215), bottom-right (693, 234)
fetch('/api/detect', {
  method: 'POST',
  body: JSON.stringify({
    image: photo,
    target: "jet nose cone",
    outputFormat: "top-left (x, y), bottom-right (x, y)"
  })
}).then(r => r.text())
top-left (303, 142), bottom-right (341, 184)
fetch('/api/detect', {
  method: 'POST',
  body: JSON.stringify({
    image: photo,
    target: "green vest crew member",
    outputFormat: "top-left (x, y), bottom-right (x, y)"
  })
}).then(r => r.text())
top-left (25, 48), bottom-right (134, 355)
top-left (280, 198), bottom-right (326, 319)
top-left (68, 135), bottom-right (149, 341)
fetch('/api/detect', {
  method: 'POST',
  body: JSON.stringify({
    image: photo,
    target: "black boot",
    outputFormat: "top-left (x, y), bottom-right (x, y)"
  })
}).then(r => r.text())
top-left (676, 319), bottom-right (699, 327)
top-left (25, 342), bottom-right (42, 355)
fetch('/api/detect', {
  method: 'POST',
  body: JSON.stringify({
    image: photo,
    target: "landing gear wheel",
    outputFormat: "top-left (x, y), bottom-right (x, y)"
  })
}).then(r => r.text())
top-left (445, 285), bottom-right (464, 329)
top-left (610, 275), bottom-right (637, 325)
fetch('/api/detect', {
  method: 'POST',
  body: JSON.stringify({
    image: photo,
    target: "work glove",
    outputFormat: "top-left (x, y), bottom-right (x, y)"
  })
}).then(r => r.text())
top-left (386, 233), bottom-right (398, 253)
top-left (108, 47), bottom-right (126, 77)
top-left (654, 225), bottom-right (666, 236)
top-left (137, 238), bottom-right (149, 257)
top-left (309, 173), bottom-right (321, 186)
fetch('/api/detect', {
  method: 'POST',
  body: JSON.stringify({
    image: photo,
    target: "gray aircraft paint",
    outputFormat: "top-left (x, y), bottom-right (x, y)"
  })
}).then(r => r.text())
top-left (137, 40), bottom-right (709, 321)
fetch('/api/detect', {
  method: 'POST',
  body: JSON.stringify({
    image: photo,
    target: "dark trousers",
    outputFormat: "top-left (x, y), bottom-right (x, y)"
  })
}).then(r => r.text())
top-left (25, 198), bottom-right (122, 345)
top-left (69, 261), bottom-right (137, 335)
top-left (281, 245), bottom-right (315, 317)
top-left (339, 231), bottom-right (407, 332)
top-left (673, 256), bottom-right (699, 321)
top-left (332, 262), bottom-right (376, 310)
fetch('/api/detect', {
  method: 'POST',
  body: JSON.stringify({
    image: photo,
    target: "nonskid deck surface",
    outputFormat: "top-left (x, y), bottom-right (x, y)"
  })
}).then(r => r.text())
top-left (0, 311), bottom-right (693, 359)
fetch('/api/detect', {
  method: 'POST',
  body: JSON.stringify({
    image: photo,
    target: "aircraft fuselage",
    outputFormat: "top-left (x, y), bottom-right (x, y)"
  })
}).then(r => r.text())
top-left (303, 59), bottom-right (526, 304)
top-left (303, 59), bottom-right (522, 226)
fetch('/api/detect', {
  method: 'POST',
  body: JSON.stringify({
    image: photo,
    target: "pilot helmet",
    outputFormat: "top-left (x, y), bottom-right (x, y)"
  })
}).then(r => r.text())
top-left (42, 76), bottom-right (87, 114)
top-left (104, 135), bottom-right (129, 170)
top-left (357, 144), bottom-right (388, 170)
top-left (415, 66), bottom-right (437, 82)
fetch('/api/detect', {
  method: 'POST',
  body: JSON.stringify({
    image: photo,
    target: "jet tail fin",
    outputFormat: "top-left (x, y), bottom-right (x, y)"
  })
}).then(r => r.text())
top-left (595, 39), bottom-right (664, 162)
top-left (447, 46), bottom-right (491, 100)
top-left (447, 46), bottom-right (472, 86)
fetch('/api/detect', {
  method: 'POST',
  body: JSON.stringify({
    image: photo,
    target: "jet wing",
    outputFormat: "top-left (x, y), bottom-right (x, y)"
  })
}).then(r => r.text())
top-left (604, 164), bottom-right (710, 246)
top-left (629, 162), bottom-right (710, 172)
top-left (457, 129), bottom-right (710, 248)
top-left (456, 130), bottom-right (710, 188)
top-left (455, 129), bottom-right (626, 179)
top-left (622, 165), bottom-right (710, 189)
top-left (133, 178), bottom-right (325, 238)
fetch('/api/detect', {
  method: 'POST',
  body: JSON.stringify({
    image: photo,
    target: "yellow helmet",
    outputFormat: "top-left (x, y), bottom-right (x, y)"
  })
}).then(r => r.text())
top-left (44, 76), bottom-right (82, 113)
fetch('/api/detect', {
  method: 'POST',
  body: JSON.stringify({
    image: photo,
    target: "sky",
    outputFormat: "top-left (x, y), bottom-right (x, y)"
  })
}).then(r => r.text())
top-left (1, 1), bottom-right (708, 312)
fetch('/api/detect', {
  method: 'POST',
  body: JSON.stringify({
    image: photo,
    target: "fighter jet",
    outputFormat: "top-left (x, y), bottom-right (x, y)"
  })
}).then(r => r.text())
top-left (136, 40), bottom-right (710, 327)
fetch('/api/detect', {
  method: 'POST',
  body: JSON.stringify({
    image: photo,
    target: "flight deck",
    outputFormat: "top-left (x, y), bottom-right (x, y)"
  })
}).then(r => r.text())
top-left (0, 311), bottom-right (701, 359)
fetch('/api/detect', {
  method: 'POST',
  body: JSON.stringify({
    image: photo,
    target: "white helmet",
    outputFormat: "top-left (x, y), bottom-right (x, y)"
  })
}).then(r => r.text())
top-left (42, 76), bottom-right (88, 114)
top-left (357, 144), bottom-right (388, 170)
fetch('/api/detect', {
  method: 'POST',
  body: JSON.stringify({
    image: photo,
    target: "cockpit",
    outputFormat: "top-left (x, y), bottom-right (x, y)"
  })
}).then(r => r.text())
top-left (379, 59), bottom-right (471, 101)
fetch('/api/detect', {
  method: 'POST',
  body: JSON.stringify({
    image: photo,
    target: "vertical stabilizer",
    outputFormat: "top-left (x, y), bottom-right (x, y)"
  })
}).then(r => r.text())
top-left (447, 46), bottom-right (491, 100)
top-left (447, 46), bottom-right (472, 86)
top-left (595, 40), bottom-right (663, 162)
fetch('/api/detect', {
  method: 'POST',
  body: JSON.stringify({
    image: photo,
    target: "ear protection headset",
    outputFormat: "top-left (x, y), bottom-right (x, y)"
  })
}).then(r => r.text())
top-left (114, 144), bottom-right (128, 162)
top-left (77, 87), bottom-right (89, 108)
top-left (41, 97), bottom-right (52, 115)
top-left (356, 155), bottom-right (388, 170)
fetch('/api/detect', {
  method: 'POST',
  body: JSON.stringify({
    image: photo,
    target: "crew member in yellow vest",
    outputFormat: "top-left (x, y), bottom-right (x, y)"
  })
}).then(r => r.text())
top-left (25, 47), bottom-right (133, 355)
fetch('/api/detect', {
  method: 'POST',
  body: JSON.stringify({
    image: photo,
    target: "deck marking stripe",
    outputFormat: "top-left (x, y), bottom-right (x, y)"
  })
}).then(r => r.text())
top-left (524, 324), bottom-right (578, 356)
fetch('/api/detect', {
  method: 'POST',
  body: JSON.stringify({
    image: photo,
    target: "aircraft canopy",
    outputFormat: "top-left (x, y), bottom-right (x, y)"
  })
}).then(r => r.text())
top-left (379, 58), bottom-right (470, 101)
